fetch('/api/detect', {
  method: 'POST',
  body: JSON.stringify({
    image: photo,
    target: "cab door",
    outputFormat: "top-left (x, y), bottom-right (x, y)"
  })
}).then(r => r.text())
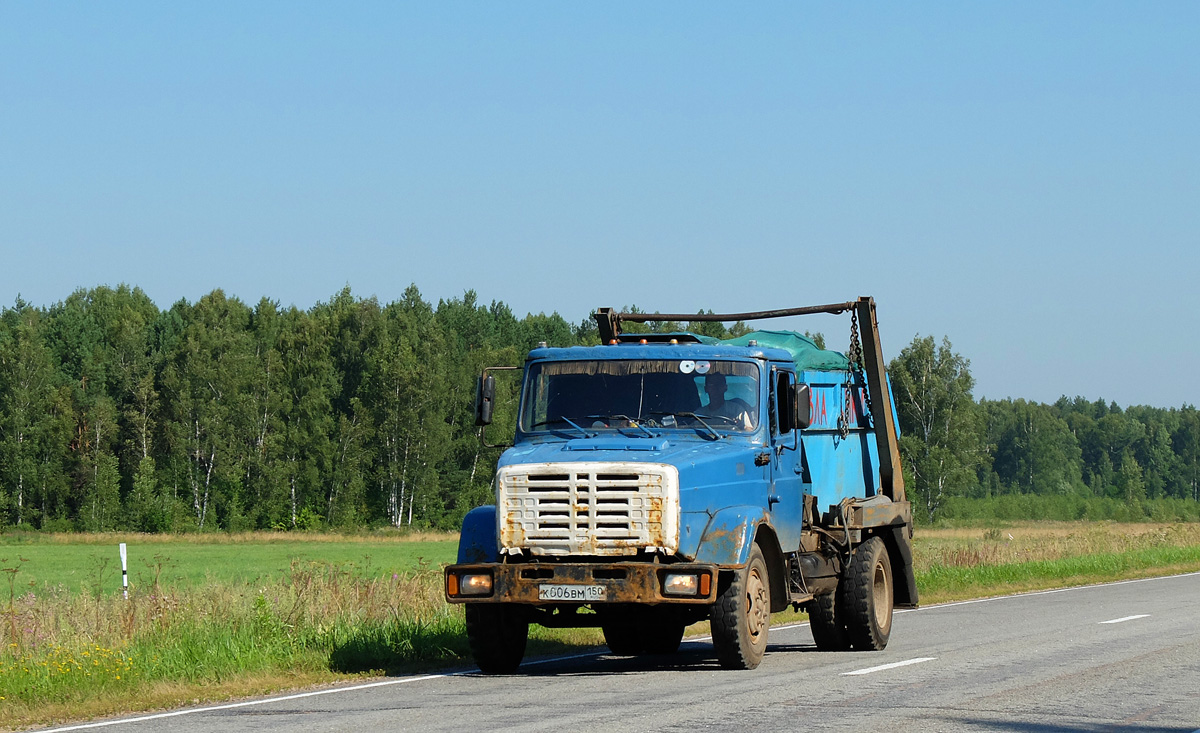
top-left (769, 367), bottom-right (805, 552)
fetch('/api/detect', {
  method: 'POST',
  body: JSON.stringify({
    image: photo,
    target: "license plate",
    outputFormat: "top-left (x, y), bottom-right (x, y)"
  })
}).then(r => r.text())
top-left (538, 584), bottom-right (606, 602)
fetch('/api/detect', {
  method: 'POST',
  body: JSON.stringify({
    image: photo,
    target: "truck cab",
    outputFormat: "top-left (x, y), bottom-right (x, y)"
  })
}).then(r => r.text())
top-left (446, 298), bottom-right (918, 672)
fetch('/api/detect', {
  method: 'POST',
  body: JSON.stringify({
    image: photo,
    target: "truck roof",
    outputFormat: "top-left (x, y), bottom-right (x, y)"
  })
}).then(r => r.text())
top-left (526, 341), bottom-right (793, 364)
top-left (529, 329), bottom-right (851, 374)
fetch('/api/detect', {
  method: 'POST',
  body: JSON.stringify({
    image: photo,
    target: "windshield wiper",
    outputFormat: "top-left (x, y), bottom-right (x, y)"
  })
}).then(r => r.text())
top-left (531, 416), bottom-right (594, 438)
top-left (585, 414), bottom-right (658, 438)
top-left (649, 411), bottom-right (723, 440)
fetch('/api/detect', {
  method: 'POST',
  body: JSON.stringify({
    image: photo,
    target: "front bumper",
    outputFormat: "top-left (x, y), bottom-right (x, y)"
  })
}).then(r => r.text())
top-left (445, 561), bottom-right (718, 605)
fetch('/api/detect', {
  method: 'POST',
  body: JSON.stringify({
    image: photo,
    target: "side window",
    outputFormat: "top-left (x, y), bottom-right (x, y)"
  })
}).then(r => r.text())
top-left (773, 369), bottom-right (796, 435)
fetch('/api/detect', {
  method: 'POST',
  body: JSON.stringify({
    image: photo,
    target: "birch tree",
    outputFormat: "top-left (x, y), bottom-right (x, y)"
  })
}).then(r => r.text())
top-left (889, 335), bottom-right (984, 520)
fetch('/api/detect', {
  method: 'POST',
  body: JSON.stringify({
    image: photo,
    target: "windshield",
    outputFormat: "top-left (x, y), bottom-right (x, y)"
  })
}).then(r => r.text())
top-left (520, 359), bottom-right (760, 434)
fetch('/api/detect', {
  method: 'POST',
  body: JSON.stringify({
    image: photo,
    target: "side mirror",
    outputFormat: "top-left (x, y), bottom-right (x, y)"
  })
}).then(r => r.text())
top-left (474, 375), bottom-right (496, 426)
top-left (794, 384), bottom-right (811, 430)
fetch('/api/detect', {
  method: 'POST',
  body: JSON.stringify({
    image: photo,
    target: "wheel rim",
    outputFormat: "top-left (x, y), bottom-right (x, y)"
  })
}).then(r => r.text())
top-left (745, 566), bottom-right (770, 640)
top-left (872, 559), bottom-right (892, 632)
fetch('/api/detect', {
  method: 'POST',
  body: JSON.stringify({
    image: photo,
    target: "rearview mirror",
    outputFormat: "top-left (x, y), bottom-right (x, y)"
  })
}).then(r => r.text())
top-left (474, 375), bottom-right (495, 426)
top-left (795, 384), bottom-right (811, 430)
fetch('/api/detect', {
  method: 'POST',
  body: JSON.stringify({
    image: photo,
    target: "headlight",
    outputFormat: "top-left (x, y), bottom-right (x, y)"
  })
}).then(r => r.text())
top-left (448, 572), bottom-right (493, 597)
top-left (663, 573), bottom-right (699, 596)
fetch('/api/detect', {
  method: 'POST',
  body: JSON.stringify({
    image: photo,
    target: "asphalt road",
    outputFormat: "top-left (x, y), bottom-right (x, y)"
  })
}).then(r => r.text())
top-left (44, 572), bottom-right (1200, 733)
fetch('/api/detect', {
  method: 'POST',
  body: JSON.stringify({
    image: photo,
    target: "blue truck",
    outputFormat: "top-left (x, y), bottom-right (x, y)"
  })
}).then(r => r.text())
top-left (444, 298), bottom-right (918, 672)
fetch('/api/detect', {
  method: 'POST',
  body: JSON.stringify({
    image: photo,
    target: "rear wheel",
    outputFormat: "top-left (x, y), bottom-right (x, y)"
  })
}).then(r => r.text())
top-left (466, 604), bottom-right (529, 674)
top-left (641, 616), bottom-right (686, 655)
top-left (808, 590), bottom-right (850, 651)
top-left (839, 537), bottom-right (893, 651)
top-left (602, 612), bottom-right (687, 656)
top-left (602, 618), bottom-right (644, 656)
top-left (710, 543), bottom-right (771, 669)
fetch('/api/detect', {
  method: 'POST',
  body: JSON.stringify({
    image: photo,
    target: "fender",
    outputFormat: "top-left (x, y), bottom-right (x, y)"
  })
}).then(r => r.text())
top-left (457, 505), bottom-right (500, 563)
top-left (693, 505), bottom-right (772, 567)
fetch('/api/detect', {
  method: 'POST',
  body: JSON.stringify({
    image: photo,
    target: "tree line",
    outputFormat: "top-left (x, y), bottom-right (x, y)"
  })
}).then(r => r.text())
top-left (0, 285), bottom-right (1197, 532)
top-left (891, 336), bottom-right (1200, 522)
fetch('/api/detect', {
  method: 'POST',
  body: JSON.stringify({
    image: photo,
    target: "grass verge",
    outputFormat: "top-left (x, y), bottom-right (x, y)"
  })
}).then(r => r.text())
top-left (2, 522), bottom-right (1198, 731)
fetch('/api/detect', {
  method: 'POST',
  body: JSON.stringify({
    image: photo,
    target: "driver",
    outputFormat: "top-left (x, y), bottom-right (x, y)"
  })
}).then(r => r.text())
top-left (702, 372), bottom-right (753, 430)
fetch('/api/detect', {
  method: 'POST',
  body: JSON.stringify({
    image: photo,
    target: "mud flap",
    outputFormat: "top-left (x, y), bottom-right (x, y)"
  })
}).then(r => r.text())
top-left (885, 525), bottom-right (919, 608)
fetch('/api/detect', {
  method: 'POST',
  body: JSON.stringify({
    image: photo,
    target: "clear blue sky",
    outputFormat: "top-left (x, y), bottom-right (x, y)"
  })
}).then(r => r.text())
top-left (2, 3), bottom-right (1197, 408)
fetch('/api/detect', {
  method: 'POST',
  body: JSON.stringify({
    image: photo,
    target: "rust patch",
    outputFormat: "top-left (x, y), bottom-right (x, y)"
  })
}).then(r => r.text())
top-left (846, 499), bottom-right (912, 529)
top-left (700, 524), bottom-right (746, 563)
top-left (500, 508), bottom-right (526, 548)
top-left (647, 495), bottom-right (664, 526)
top-left (445, 561), bottom-right (719, 605)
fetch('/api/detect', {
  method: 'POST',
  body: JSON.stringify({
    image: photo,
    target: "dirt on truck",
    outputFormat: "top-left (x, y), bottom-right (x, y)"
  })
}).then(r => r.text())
top-left (445, 297), bottom-right (917, 672)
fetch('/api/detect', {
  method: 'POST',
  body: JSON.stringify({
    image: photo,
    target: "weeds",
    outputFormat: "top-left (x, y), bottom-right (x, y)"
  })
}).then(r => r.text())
top-left (0, 556), bottom-right (461, 722)
top-left (913, 522), bottom-right (1200, 602)
top-left (1, 523), bottom-right (1199, 728)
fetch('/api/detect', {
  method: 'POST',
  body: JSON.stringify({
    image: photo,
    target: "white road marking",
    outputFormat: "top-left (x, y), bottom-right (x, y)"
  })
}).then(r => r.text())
top-left (841, 657), bottom-right (936, 676)
top-left (1099, 614), bottom-right (1150, 624)
top-left (39, 648), bottom-right (608, 733)
top-left (39, 647), bottom-right (610, 733)
top-left (40, 675), bottom-right (453, 732)
top-left (40, 570), bottom-right (1200, 732)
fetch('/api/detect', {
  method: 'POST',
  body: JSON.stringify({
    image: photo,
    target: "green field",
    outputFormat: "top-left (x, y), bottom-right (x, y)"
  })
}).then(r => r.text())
top-left (0, 532), bottom-right (458, 594)
top-left (3, 522), bottom-right (1200, 731)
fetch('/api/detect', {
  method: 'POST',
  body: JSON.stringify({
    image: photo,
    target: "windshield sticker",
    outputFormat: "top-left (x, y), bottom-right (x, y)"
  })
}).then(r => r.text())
top-left (694, 361), bottom-right (711, 374)
top-left (679, 360), bottom-right (695, 374)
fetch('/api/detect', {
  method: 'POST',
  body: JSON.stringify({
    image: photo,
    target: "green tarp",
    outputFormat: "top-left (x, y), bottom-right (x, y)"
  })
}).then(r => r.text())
top-left (687, 330), bottom-right (849, 372)
top-left (726, 330), bottom-right (850, 372)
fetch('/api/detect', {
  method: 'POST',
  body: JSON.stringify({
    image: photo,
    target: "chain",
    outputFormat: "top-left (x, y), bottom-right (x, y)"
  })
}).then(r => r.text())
top-left (838, 308), bottom-right (874, 439)
top-left (837, 311), bottom-right (857, 439)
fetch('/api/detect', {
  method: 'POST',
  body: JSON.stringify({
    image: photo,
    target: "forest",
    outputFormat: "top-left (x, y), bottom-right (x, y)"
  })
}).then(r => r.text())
top-left (1, 285), bottom-right (1198, 532)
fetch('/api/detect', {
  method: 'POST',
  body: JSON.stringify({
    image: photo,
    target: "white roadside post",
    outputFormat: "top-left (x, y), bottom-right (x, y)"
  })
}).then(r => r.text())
top-left (119, 542), bottom-right (128, 599)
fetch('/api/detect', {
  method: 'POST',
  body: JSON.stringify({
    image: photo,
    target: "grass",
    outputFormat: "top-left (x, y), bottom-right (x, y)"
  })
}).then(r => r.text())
top-left (911, 521), bottom-right (1200, 603)
top-left (2, 521), bottom-right (1199, 730)
top-left (0, 531), bottom-right (458, 593)
top-left (0, 532), bottom-right (595, 731)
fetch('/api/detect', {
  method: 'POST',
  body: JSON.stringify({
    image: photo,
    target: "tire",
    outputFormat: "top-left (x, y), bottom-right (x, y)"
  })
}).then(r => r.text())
top-left (465, 603), bottom-right (529, 674)
top-left (603, 612), bottom-right (686, 656)
top-left (602, 618), bottom-right (644, 656)
top-left (839, 537), bottom-right (893, 651)
top-left (710, 543), bottom-right (771, 669)
top-left (808, 591), bottom-right (850, 651)
top-left (641, 616), bottom-right (686, 655)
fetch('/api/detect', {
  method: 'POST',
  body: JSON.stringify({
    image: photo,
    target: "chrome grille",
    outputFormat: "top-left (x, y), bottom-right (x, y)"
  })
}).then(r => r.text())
top-left (497, 462), bottom-right (679, 556)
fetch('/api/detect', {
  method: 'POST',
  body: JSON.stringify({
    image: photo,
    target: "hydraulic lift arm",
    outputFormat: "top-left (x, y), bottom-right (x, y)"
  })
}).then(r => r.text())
top-left (594, 297), bottom-right (905, 502)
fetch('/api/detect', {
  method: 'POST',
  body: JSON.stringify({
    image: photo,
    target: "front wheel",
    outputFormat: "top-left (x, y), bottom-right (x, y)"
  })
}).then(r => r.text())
top-left (840, 537), bottom-right (893, 651)
top-left (710, 543), bottom-right (771, 669)
top-left (465, 604), bottom-right (529, 674)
